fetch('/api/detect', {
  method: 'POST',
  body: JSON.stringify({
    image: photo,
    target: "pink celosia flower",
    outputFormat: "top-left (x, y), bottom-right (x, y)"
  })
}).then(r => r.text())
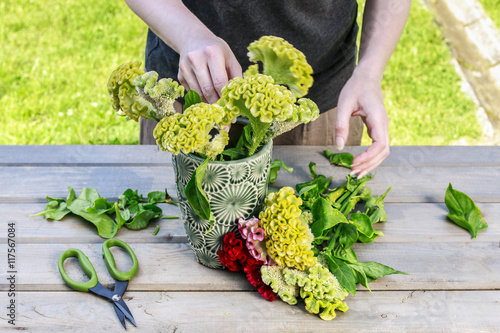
top-left (238, 217), bottom-right (276, 265)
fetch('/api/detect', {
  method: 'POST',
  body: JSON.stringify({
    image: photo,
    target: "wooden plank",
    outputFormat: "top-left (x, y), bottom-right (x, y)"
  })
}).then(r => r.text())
top-left (1, 164), bottom-right (499, 203)
top-left (0, 145), bottom-right (172, 165)
top-left (3, 202), bottom-right (499, 244)
top-left (1, 242), bottom-right (499, 291)
top-left (2, 145), bottom-right (500, 166)
top-left (2, 290), bottom-right (499, 332)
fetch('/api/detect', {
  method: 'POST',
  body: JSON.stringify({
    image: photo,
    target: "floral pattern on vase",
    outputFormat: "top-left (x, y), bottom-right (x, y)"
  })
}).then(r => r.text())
top-left (173, 140), bottom-right (273, 269)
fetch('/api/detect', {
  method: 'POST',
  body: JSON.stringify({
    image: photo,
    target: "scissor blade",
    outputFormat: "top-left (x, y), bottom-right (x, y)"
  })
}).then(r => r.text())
top-left (114, 280), bottom-right (129, 297)
top-left (115, 300), bottom-right (137, 327)
top-left (114, 303), bottom-right (127, 329)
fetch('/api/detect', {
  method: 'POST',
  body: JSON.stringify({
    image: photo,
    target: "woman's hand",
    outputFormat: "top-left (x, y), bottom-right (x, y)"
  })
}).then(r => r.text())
top-left (335, 70), bottom-right (390, 178)
top-left (178, 35), bottom-right (242, 104)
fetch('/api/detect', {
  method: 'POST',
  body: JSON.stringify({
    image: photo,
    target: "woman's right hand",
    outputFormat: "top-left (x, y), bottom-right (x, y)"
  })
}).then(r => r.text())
top-left (178, 35), bottom-right (242, 104)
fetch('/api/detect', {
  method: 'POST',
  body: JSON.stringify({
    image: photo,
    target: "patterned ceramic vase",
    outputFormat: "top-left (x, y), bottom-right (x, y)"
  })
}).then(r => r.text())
top-left (173, 141), bottom-right (273, 269)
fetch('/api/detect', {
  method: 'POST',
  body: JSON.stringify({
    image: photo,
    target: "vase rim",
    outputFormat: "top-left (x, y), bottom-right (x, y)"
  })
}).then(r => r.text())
top-left (179, 139), bottom-right (273, 165)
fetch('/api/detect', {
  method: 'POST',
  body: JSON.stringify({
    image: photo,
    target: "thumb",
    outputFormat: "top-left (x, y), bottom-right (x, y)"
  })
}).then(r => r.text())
top-left (335, 101), bottom-right (354, 150)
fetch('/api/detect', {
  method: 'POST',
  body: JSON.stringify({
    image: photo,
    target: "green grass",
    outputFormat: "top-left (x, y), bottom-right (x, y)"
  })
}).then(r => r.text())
top-left (478, 0), bottom-right (500, 30)
top-left (0, 0), bottom-right (146, 144)
top-left (0, 0), bottom-right (482, 145)
top-left (359, 0), bottom-right (481, 145)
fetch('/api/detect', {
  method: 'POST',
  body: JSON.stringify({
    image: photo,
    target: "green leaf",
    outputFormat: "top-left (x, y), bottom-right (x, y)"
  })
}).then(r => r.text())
top-left (326, 255), bottom-right (357, 295)
top-left (184, 158), bottom-right (214, 222)
top-left (147, 191), bottom-right (166, 205)
top-left (310, 197), bottom-right (347, 238)
top-left (349, 264), bottom-right (371, 291)
top-left (30, 196), bottom-right (71, 220)
top-left (324, 150), bottom-right (354, 169)
top-left (333, 247), bottom-right (358, 264)
top-left (350, 212), bottom-right (375, 238)
top-left (358, 230), bottom-right (384, 243)
top-left (125, 210), bottom-right (157, 230)
top-left (268, 158), bottom-right (294, 185)
top-left (221, 147), bottom-right (248, 161)
top-left (184, 89), bottom-right (202, 110)
top-left (309, 162), bottom-right (318, 178)
top-left (66, 187), bottom-right (118, 239)
top-left (86, 197), bottom-right (114, 215)
top-left (348, 261), bottom-right (408, 283)
top-left (338, 223), bottom-right (358, 250)
top-left (114, 203), bottom-right (130, 228)
top-left (444, 183), bottom-right (488, 238)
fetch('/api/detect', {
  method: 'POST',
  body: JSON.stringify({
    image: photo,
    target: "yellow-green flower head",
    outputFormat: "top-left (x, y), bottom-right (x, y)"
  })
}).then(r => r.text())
top-left (246, 35), bottom-right (314, 98)
top-left (153, 103), bottom-right (229, 159)
top-left (219, 74), bottom-right (295, 123)
top-left (260, 265), bottom-right (299, 305)
top-left (133, 71), bottom-right (185, 118)
top-left (107, 61), bottom-right (146, 121)
top-left (259, 187), bottom-right (317, 271)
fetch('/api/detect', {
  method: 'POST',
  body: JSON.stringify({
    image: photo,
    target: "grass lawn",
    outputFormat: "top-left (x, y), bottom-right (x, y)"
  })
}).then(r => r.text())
top-left (1, 0), bottom-right (482, 145)
top-left (478, 0), bottom-right (500, 30)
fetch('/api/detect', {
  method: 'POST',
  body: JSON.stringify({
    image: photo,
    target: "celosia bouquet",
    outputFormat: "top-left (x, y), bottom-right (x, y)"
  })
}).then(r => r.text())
top-left (218, 157), bottom-right (407, 320)
top-left (107, 35), bottom-right (319, 159)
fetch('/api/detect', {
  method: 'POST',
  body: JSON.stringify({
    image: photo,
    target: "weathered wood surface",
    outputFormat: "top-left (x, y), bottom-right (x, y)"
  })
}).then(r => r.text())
top-left (0, 145), bottom-right (499, 332)
top-left (0, 241), bottom-right (499, 292)
top-left (2, 291), bottom-right (499, 332)
top-left (2, 202), bottom-right (500, 243)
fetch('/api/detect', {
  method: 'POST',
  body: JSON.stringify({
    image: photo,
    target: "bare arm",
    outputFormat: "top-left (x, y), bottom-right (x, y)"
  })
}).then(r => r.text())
top-left (335, 0), bottom-right (411, 177)
top-left (124, 0), bottom-right (242, 103)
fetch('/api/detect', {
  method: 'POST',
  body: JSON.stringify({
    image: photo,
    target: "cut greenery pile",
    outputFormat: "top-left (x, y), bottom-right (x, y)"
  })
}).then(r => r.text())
top-left (31, 187), bottom-right (178, 238)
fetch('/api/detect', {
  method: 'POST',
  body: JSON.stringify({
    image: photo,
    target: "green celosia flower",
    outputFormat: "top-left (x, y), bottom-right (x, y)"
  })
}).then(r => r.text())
top-left (283, 263), bottom-right (348, 320)
top-left (258, 187), bottom-right (317, 271)
top-left (133, 71), bottom-right (184, 119)
top-left (218, 74), bottom-right (296, 155)
top-left (246, 35), bottom-right (314, 98)
top-left (107, 61), bottom-right (147, 121)
top-left (266, 97), bottom-right (320, 139)
top-left (153, 103), bottom-right (230, 160)
top-left (260, 265), bottom-right (299, 305)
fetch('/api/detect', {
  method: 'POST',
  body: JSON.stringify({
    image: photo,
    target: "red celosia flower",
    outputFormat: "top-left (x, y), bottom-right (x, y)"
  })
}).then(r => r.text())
top-left (218, 231), bottom-right (278, 302)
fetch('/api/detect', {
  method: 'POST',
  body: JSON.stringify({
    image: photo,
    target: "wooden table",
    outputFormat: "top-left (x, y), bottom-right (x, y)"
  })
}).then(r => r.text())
top-left (1, 145), bottom-right (499, 332)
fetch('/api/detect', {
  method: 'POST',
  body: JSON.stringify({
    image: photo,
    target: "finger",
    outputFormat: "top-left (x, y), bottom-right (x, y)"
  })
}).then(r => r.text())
top-left (335, 100), bottom-right (356, 151)
top-left (206, 52), bottom-right (228, 99)
top-left (178, 67), bottom-right (204, 102)
top-left (226, 57), bottom-right (243, 79)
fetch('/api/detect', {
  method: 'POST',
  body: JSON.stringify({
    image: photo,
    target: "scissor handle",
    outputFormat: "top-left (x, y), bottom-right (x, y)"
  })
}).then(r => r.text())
top-left (102, 239), bottom-right (139, 281)
top-left (58, 249), bottom-right (98, 292)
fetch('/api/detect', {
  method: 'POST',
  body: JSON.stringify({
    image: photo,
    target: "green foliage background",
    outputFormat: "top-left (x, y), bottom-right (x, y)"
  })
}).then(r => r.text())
top-left (0, 0), bottom-right (483, 145)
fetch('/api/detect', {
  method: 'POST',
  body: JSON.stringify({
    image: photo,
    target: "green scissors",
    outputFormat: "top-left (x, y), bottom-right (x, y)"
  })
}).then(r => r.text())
top-left (58, 239), bottom-right (139, 328)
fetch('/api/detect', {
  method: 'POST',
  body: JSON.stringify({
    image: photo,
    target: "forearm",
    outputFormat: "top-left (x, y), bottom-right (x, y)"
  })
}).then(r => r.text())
top-left (124, 0), bottom-right (215, 55)
top-left (356, 0), bottom-right (411, 81)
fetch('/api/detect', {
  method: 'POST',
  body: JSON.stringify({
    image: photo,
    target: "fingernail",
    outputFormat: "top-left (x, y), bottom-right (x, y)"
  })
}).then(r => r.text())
top-left (336, 137), bottom-right (345, 151)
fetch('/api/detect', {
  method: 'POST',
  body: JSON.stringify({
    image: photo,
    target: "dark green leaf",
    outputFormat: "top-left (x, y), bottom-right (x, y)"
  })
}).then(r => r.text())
top-left (185, 159), bottom-right (214, 222)
top-left (338, 223), bottom-right (358, 250)
top-left (348, 261), bottom-right (408, 283)
top-left (350, 265), bottom-right (371, 291)
top-left (350, 213), bottom-right (374, 238)
top-left (333, 247), bottom-right (358, 264)
top-left (298, 184), bottom-right (317, 197)
top-left (309, 162), bottom-right (318, 178)
top-left (221, 147), bottom-right (247, 161)
top-left (324, 150), bottom-right (354, 169)
top-left (184, 89), bottom-right (202, 110)
top-left (444, 183), bottom-right (488, 238)
top-left (125, 210), bottom-right (157, 230)
top-left (310, 197), bottom-right (347, 238)
top-left (358, 230), bottom-right (384, 243)
top-left (326, 255), bottom-right (357, 295)
top-left (147, 191), bottom-right (166, 205)
top-left (66, 187), bottom-right (118, 239)
top-left (268, 158), bottom-right (294, 185)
